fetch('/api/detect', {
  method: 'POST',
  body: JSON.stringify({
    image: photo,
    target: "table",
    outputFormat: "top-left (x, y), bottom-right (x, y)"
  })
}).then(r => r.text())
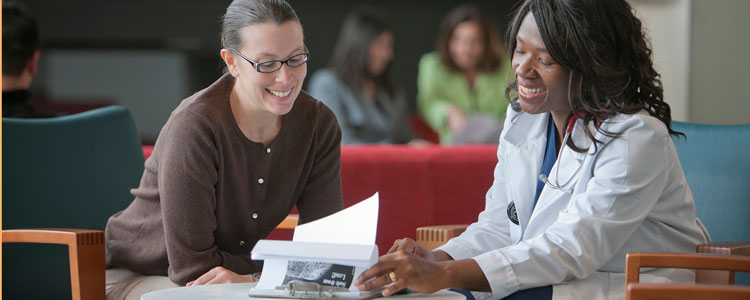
top-left (142, 282), bottom-right (466, 300)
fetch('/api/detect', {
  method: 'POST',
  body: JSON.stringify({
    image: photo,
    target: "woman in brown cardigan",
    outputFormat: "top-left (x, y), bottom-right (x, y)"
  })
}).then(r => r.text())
top-left (103, 1), bottom-right (343, 299)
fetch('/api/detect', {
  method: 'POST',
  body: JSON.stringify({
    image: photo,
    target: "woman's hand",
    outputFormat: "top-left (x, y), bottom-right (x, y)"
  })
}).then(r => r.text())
top-left (186, 266), bottom-right (257, 286)
top-left (447, 105), bottom-right (468, 134)
top-left (387, 238), bottom-right (435, 260)
top-left (388, 238), bottom-right (455, 262)
top-left (354, 249), bottom-right (449, 296)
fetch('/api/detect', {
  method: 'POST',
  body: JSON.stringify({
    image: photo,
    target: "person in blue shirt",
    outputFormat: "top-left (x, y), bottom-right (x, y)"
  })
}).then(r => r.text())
top-left (309, 7), bottom-right (429, 145)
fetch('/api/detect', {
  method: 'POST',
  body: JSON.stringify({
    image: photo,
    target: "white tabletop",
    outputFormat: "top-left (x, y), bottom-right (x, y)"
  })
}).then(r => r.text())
top-left (141, 282), bottom-right (466, 300)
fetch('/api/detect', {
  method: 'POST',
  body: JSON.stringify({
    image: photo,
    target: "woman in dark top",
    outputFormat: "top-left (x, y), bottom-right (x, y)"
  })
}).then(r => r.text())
top-left (104, 1), bottom-right (343, 299)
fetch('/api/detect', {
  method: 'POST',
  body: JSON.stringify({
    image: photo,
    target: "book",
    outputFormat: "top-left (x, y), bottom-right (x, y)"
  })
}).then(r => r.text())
top-left (249, 193), bottom-right (383, 299)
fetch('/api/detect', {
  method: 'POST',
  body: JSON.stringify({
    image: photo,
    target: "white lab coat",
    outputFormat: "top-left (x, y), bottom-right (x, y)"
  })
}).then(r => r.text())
top-left (438, 106), bottom-right (709, 300)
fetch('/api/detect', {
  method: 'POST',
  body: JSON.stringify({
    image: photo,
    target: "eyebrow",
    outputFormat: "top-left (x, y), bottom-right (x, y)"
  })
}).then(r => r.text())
top-left (255, 46), bottom-right (306, 60)
top-left (516, 36), bottom-right (548, 53)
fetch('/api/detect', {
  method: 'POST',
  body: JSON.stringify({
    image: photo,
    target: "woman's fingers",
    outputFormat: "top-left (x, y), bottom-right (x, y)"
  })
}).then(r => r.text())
top-left (189, 266), bottom-right (252, 286)
top-left (381, 276), bottom-right (408, 297)
top-left (387, 240), bottom-right (400, 253)
top-left (355, 249), bottom-right (421, 293)
top-left (387, 238), bottom-right (417, 254)
top-left (354, 262), bottom-right (390, 290)
top-left (354, 252), bottom-right (407, 290)
top-left (190, 267), bottom-right (221, 286)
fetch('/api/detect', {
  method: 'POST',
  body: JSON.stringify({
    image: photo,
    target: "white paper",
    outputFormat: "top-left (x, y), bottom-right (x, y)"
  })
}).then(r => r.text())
top-left (254, 259), bottom-right (289, 290)
top-left (292, 192), bottom-right (379, 245)
top-left (251, 240), bottom-right (378, 267)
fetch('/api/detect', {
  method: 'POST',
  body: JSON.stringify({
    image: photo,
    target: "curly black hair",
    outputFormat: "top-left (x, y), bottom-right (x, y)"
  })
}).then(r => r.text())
top-left (505, 0), bottom-right (681, 152)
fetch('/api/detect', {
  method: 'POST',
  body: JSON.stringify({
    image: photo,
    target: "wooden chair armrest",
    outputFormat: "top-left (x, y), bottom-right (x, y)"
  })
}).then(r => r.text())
top-left (3, 228), bottom-right (101, 245)
top-left (2, 228), bottom-right (105, 300)
top-left (416, 225), bottom-right (468, 251)
top-left (625, 252), bottom-right (750, 287)
top-left (694, 241), bottom-right (750, 284)
top-left (697, 241), bottom-right (750, 256)
top-left (627, 283), bottom-right (750, 300)
top-left (276, 214), bottom-right (299, 229)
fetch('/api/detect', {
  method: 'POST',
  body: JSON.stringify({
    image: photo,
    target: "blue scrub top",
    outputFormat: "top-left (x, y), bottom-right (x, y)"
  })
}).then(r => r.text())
top-left (534, 115), bottom-right (558, 209)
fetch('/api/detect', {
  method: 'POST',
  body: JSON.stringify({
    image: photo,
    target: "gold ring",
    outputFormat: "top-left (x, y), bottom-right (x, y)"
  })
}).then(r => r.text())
top-left (388, 271), bottom-right (397, 283)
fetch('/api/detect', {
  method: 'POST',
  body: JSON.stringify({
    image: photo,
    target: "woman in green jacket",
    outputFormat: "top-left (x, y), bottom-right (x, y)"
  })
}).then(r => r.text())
top-left (418, 4), bottom-right (512, 144)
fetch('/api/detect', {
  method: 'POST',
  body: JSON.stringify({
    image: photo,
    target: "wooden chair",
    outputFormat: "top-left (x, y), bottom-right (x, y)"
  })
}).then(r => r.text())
top-left (277, 214), bottom-right (299, 229)
top-left (2, 106), bottom-right (303, 300)
top-left (3, 106), bottom-right (144, 300)
top-left (625, 253), bottom-right (750, 300)
top-left (2, 229), bottom-right (106, 300)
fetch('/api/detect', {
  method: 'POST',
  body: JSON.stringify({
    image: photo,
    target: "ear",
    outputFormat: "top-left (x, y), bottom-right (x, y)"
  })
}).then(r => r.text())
top-left (220, 49), bottom-right (239, 77)
top-left (27, 50), bottom-right (41, 76)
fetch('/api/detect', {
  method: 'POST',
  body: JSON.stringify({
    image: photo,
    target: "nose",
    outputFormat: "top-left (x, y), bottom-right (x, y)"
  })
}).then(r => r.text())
top-left (276, 63), bottom-right (293, 83)
top-left (514, 57), bottom-right (536, 78)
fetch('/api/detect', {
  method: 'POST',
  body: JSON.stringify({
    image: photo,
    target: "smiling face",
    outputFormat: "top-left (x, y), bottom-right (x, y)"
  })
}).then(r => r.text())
top-left (226, 21), bottom-right (307, 116)
top-left (512, 12), bottom-right (573, 116)
top-left (449, 21), bottom-right (484, 72)
top-left (367, 31), bottom-right (394, 77)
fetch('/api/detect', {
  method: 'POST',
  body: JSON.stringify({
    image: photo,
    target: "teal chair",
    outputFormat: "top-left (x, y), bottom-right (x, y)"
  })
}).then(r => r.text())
top-left (625, 122), bottom-right (750, 300)
top-left (624, 122), bottom-right (750, 297)
top-left (670, 122), bottom-right (750, 284)
top-left (2, 106), bottom-right (144, 300)
top-left (671, 122), bottom-right (750, 243)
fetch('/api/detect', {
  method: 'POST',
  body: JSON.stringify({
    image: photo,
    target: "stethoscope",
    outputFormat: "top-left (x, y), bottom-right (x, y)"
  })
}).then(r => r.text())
top-left (539, 111), bottom-right (588, 190)
top-left (506, 111), bottom-right (591, 225)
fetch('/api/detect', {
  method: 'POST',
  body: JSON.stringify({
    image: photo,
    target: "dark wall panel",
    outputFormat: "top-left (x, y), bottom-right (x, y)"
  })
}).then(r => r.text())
top-left (22, 0), bottom-right (518, 112)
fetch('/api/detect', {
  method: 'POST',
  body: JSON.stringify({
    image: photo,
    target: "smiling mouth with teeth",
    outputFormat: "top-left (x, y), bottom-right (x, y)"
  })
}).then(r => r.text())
top-left (519, 85), bottom-right (547, 97)
top-left (268, 89), bottom-right (292, 98)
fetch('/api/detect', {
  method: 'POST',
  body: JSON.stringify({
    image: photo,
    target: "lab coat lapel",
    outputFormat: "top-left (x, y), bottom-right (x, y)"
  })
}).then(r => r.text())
top-left (502, 112), bottom-right (548, 241)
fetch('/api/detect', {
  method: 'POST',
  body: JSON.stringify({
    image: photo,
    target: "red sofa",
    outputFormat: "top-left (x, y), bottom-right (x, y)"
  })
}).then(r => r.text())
top-left (142, 145), bottom-right (498, 254)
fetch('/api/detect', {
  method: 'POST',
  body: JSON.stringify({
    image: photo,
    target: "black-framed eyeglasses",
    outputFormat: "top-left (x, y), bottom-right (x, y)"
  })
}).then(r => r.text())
top-left (230, 49), bottom-right (310, 73)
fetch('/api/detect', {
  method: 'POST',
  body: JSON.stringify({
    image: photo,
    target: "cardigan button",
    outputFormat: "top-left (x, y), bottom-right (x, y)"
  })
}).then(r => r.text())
top-left (252, 212), bottom-right (259, 220)
top-left (258, 178), bottom-right (264, 184)
top-left (239, 240), bottom-right (245, 246)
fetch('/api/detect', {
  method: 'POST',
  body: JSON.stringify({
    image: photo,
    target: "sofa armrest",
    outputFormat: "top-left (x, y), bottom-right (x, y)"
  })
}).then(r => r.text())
top-left (416, 225), bottom-right (468, 251)
top-left (625, 252), bottom-right (750, 287)
top-left (2, 228), bottom-right (105, 300)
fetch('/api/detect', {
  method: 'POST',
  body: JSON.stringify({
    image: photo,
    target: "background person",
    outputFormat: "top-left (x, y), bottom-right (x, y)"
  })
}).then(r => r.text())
top-left (104, 1), bottom-right (343, 299)
top-left (417, 4), bottom-right (512, 144)
top-left (2, 2), bottom-right (53, 118)
top-left (309, 7), bottom-right (427, 145)
top-left (355, 0), bottom-right (709, 299)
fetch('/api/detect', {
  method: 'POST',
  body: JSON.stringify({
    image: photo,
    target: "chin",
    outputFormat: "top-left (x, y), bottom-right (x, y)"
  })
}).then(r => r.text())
top-left (519, 101), bottom-right (544, 115)
top-left (263, 89), bottom-right (300, 116)
top-left (269, 95), bottom-right (298, 116)
top-left (267, 102), bottom-right (295, 116)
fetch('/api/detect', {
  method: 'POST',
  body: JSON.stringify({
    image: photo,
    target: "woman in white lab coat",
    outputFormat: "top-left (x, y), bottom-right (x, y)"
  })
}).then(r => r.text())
top-left (354, 0), bottom-right (709, 299)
